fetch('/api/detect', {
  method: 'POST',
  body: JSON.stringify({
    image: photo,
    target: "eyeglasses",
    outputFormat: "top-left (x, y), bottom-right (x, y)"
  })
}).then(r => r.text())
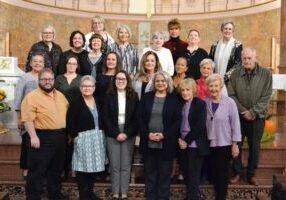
top-left (80, 85), bottom-right (95, 88)
top-left (39, 78), bottom-right (54, 82)
top-left (116, 78), bottom-right (127, 81)
top-left (42, 32), bottom-right (54, 35)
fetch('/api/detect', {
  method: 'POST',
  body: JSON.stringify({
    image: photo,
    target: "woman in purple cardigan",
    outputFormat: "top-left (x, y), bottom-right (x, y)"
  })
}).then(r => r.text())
top-left (205, 73), bottom-right (241, 200)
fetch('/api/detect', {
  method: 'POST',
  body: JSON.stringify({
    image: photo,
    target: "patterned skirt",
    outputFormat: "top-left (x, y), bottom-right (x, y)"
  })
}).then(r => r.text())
top-left (72, 128), bottom-right (106, 172)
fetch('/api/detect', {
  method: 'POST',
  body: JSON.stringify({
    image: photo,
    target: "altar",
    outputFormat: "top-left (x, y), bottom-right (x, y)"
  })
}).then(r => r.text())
top-left (0, 57), bottom-right (24, 132)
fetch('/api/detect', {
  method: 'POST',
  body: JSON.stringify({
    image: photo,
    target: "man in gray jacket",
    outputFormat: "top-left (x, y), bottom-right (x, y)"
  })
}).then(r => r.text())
top-left (228, 47), bottom-right (272, 186)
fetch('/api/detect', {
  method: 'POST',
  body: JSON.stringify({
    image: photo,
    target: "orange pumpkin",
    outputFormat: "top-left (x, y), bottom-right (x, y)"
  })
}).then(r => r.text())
top-left (264, 119), bottom-right (277, 135)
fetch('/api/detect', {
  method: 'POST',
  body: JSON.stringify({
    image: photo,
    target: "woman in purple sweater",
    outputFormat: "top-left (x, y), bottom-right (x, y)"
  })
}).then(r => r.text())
top-left (205, 73), bottom-right (241, 200)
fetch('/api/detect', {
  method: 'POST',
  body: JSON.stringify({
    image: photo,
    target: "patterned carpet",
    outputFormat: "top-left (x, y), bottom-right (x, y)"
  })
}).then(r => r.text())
top-left (0, 181), bottom-right (271, 200)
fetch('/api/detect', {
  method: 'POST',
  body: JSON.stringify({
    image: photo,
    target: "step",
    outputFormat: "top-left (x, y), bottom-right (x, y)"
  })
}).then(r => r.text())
top-left (0, 180), bottom-right (274, 200)
top-left (0, 161), bottom-right (22, 181)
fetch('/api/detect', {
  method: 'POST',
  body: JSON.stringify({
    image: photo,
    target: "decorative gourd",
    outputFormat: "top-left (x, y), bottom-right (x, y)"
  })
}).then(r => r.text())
top-left (264, 118), bottom-right (277, 135)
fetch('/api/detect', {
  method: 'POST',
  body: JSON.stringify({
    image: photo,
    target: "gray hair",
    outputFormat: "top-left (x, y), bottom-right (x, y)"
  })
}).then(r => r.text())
top-left (151, 70), bottom-right (174, 94)
top-left (241, 47), bottom-right (257, 57)
top-left (92, 15), bottom-right (105, 24)
top-left (205, 73), bottom-right (224, 88)
top-left (200, 58), bottom-right (215, 70)
top-left (80, 75), bottom-right (96, 85)
top-left (151, 31), bottom-right (165, 40)
top-left (91, 15), bottom-right (105, 31)
top-left (40, 24), bottom-right (56, 40)
top-left (116, 24), bottom-right (132, 38)
top-left (177, 78), bottom-right (197, 96)
top-left (220, 20), bottom-right (235, 32)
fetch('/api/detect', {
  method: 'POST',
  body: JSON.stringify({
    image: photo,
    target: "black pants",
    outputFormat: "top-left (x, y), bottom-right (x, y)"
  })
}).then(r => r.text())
top-left (76, 171), bottom-right (97, 200)
top-left (210, 146), bottom-right (232, 200)
top-left (144, 149), bottom-right (173, 200)
top-left (232, 118), bottom-right (265, 179)
top-left (181, 148), bottom-right (203, 200)
top-left (25, 130), bottom-right (66, 200)
top-left (20, 132), bottom-right (28, 169)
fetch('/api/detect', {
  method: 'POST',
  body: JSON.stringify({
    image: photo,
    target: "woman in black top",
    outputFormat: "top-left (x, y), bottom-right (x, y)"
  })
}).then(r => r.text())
top-left (80, 33), bottom-right (106, 77)
top-left (138, 70), bottom-right (182, 200)
top-left (103, 70), bottom-right (139, 199)
top-left (180, 29), bottom-right (208, 80)
top-left (57, 30), bottom-right (88, 76)
top-left (95, 52), bottom-right (122, 104)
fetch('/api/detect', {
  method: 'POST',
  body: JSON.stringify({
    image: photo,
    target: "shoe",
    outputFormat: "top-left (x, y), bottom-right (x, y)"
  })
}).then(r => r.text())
top-left (112, 194), bottom-right (119, 200)
top-left (230, 175), bottom-right (241, 184)
top-left (121, 194), bottom-right (128, 200)
top-left (248, 177), bottom-right (258, 186)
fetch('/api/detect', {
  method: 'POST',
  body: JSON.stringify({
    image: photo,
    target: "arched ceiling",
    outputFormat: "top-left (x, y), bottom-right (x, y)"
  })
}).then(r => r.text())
top-left (1, 0), bottom-right (281, 20)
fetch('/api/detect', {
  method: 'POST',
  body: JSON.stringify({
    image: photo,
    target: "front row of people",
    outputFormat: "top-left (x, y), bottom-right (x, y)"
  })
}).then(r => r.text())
top-left (20, 68), bottom-right (240, 200)
top-left (21, 47), bottom-right (272, 200)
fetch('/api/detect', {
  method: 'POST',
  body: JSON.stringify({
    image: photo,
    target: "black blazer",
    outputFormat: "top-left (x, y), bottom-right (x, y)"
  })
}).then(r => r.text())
top-left (181, 97), bottom-right (209, 156)
top-left (102, 92), bottom-right (139, 138)
top-left (66, 94), bottom-right (103, 138)
top-left (138, 92), bottom-right (182, 160)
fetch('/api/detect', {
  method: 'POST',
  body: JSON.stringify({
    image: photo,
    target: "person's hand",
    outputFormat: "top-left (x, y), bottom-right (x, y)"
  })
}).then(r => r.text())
top-left (178, 138), bottom-right (188, 149)
top-left (241, 111), bottom-right (255, 121)
top-left (17, 122), bottom-right (24, 130)
top-left (30, 136), bottom-right (40, 149)
top-left (117, 133), bottom-right (127, 142)
top-left (149, 133), bottom-right (160, 142)
top-left (155, 132), bottom-right (164, 141)
top-left (232, 143), bottom-right (239, 158)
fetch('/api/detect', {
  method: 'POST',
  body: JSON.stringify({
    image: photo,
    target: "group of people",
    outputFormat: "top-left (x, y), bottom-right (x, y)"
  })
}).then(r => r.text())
top-left (15, 16), bottom-right (273, 200)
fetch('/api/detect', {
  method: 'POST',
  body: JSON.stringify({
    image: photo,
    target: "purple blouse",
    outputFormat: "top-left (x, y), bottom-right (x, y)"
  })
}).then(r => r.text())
top-left (181, 102), bottom-right (197, 148)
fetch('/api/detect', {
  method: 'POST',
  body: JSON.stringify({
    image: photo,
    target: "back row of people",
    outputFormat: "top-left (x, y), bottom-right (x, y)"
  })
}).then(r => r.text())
top-left (25, 17), bottom-right (242, 84)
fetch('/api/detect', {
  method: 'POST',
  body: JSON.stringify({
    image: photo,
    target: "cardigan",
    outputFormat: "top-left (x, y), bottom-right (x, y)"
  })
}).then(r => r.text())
top-left (66, 94), bottom-right (103, 138)
top-left (205, 95), bottom-right (241, 147)
top-left (102, 92), bottom-right (139, 138)
top-left (80, 52), bottom-right (106, 76)
top-left (181, 97), bottom-right (209, 156)
top-left (138, 91), bottom-right (182, 160)
top-left (26, 41), bottom-right (62, 74)
top-left (209, 39), bottom-right (242, 83)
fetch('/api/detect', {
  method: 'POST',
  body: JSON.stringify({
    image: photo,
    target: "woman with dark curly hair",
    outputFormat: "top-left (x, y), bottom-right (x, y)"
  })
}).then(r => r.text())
top-left (57, 30), bottom-right (88, 76)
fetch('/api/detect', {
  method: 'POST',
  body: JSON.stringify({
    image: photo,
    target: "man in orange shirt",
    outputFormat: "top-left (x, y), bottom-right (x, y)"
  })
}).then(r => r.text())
top-left (21, 68), bottom-right (69, 200)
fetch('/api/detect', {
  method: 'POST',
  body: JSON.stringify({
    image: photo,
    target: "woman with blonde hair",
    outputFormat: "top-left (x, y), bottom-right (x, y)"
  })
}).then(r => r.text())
top-left (133, 51), bottom-right (161, 100)
top-left (177, 78), bottom-right (209, 200)
top-left (110, 25), bottom-right (138, 78)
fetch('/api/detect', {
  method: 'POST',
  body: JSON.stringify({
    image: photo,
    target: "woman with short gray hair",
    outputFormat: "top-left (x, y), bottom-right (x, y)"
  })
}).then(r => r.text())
top-left (25, 24), bottom-right (62, 74)
top-left (205, 73), bottom-right (241, 200)
top-left (67, 75), bottom-right (106, 200)
top-left (140, 31), bottom-right (174, 76)
top-left (209, 20), bottom-right (243, 84)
